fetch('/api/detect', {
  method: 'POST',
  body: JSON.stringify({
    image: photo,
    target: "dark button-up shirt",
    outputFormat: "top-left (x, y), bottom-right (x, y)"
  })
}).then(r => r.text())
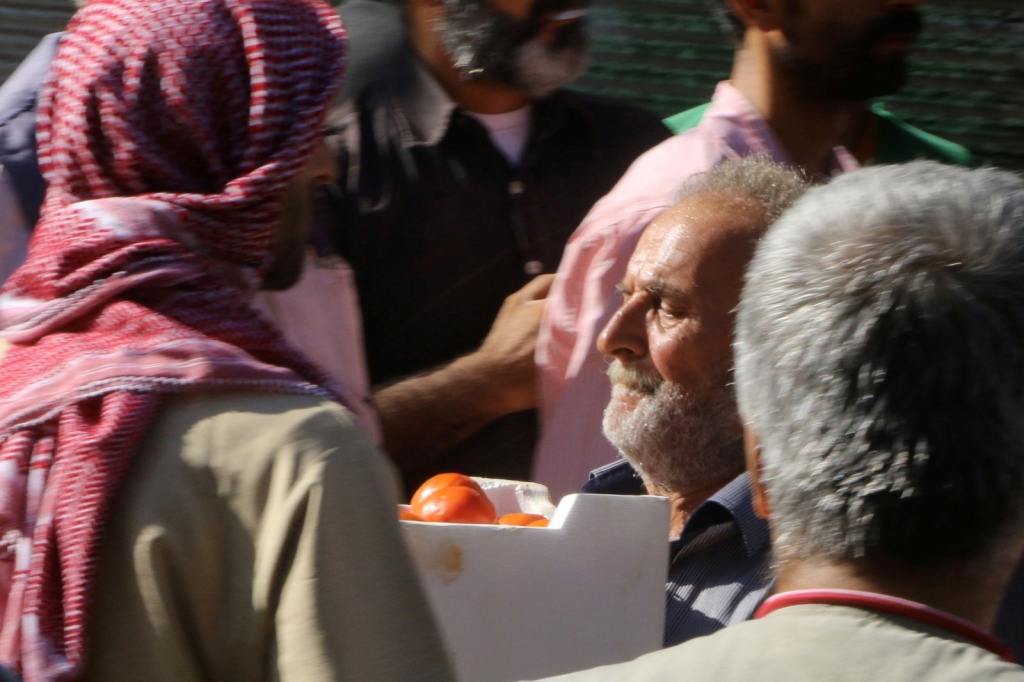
top-left (584, 462), bottom-right (773, 646)
top-left (325, 43), bottom-right (670, 485)
top-left (0, 32), bottom-right (59, 229)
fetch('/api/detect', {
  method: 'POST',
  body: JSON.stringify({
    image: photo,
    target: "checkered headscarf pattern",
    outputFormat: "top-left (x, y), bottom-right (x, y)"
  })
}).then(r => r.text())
top-left (0, 0), bottom-right (346, 679)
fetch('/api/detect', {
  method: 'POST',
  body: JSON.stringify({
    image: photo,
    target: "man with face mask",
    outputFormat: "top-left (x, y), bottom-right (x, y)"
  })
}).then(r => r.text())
top-left (320, 0), bottom-right (670, 488)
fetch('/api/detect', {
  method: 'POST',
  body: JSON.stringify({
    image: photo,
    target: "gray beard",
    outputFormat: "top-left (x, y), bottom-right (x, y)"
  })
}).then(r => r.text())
top-left (436, 0), bottom-right (590, 99)
top-left (602, 361), bottom-right (745, 494)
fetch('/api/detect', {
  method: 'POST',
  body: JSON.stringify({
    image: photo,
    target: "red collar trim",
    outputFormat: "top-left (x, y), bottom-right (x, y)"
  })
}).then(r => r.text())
top-left (755, 589), bottom-right (1015, 664)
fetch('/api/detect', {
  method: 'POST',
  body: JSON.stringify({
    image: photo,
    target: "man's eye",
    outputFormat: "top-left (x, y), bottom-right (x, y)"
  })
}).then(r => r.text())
top-left (658, 303), bottom-right (688, 320)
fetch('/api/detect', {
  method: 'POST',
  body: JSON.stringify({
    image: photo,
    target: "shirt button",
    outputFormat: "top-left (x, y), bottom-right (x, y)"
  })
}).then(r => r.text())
top-left (509, 180), bottom-right (525, 195)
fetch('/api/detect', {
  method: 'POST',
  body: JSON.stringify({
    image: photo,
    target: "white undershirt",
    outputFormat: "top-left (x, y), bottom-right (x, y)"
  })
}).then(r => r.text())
top-left (465, 105), bottom-right (533, 166)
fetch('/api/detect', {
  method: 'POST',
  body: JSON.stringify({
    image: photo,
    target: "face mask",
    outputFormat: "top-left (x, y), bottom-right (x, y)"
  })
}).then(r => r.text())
top-left (436, 0), bottom-right (592, 98)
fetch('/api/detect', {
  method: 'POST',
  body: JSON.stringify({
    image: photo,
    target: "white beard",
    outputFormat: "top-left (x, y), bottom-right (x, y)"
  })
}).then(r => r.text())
top-left (602, 361), bottom-right (745, 493)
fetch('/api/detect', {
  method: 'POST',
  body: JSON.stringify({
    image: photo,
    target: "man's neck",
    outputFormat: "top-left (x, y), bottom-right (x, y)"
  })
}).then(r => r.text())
top-left (648, 468), bottom-right (743, 539)
top-left (774, 555), bottom-right (1015, 631)
top-left (730, 42), bottom-right (866, 176)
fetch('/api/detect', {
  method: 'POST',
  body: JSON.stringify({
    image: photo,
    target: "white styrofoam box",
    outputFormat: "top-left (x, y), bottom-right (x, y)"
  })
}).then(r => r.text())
top-left (472, 477), bottom-right (558, 518)
top-left (401, 478), bottom-right (670, 682)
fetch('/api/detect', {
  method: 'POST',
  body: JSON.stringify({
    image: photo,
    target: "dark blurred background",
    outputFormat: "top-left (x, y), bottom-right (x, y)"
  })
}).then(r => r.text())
top-left (3, 0), bottom-right (1022, 169)
top-left (575, 0), bottom-right (1024, 170)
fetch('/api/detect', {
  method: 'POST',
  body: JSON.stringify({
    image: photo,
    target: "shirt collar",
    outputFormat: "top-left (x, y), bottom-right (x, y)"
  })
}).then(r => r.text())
top-left (701, 81), bottom-right (860, 176)
top-left (757, 589), bottom-right (1016, 663)
top-left (680, 472), bottom-right (769, 559)
top-left (582, 458), bottom-right (645, 495)
top-left (585, 462), bottom-right (769, 558)
top-left (386, 47), bottom-right (594, 151)
top-left (388, 49), bottom-right (459, 148)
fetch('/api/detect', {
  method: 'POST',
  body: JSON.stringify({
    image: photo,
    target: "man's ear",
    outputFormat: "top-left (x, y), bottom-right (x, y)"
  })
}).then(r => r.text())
top-left (743, 423), bottom-right (771, 519)
top-left (724, 0), bottom-right (785, 34)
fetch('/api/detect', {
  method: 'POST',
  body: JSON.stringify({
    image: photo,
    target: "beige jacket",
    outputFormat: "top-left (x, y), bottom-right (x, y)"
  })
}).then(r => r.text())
top-left (0, 374), bottom-right (452, 681)
top-left (533, 603), bottom-right (1024, 682)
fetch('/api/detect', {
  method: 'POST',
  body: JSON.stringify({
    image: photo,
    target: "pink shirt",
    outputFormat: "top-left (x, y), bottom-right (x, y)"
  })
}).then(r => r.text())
top-left (0, 174), bottom-right (380, 442)
top-left (532, 82), bottom-right (859, 501)
top-left (253, 253), bottom-right (382, 443)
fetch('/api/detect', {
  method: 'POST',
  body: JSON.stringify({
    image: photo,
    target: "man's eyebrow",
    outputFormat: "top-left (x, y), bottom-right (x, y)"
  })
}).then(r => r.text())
top-left (644, 281), bottom-right (690, 302)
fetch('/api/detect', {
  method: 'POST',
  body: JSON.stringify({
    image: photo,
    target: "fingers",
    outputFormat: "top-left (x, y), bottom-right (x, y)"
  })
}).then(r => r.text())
top-left (517, 273), bottom-right (555, 303)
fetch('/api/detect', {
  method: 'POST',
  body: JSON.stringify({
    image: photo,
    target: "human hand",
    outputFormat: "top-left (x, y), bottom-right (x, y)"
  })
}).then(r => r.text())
top-left (467, 274), bottom-right (554, 415)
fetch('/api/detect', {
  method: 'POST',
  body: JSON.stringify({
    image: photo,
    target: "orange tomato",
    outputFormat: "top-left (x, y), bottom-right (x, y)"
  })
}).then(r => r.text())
top-left (411, 473), bottom-right (485, 516)
top-left (497, 513), bottom-right (548, 527)
top-left (417, 486), bottom-right (497, 524)
top-left (527, 518), bottom-right (550, 528)
top-left (399, 508), bottom-right (424, 522)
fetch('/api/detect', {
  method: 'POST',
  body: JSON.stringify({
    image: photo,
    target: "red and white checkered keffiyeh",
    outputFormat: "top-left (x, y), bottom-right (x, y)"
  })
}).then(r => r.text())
top-left (0, 0), bottom-right (347, 678)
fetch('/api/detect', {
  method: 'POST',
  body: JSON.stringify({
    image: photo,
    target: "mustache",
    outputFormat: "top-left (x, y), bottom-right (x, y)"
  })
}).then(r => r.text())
top-left (607, 361), bottom-right (663, 395)
top-left (865, 8), bottom-right (923, 44)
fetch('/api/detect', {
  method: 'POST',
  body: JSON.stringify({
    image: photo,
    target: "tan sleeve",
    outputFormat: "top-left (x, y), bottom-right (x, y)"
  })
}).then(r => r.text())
top-left (85, 392), bottom-right (454, 682)
top-left (257, 399), bottom-right (455, 682)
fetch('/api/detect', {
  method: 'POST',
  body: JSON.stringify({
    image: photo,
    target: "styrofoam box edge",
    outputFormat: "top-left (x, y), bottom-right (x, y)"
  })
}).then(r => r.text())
top-left (401, 478), bottom-right (670, 682)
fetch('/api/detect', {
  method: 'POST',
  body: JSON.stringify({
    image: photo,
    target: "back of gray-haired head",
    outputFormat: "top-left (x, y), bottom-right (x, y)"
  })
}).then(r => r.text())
top-left (675, 154), bottom-right (809, 227)
top-left (735, 161), bottom-right (1024, 568)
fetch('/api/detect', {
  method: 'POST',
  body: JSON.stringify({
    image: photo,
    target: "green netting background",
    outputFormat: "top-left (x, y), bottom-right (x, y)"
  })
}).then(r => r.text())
top-left (573, 0), bottom-right (1024, 169)
top-left (2, 0), bottom-right (1023, 169)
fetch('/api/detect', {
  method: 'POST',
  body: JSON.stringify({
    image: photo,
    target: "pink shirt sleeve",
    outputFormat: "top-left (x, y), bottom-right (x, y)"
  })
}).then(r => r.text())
top-left (254, 254), bottom-right (382, 444)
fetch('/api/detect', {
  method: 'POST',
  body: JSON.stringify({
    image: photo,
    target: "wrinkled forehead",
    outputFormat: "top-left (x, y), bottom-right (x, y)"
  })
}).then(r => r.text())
top-left (629, 193), bottom-right (764, 294)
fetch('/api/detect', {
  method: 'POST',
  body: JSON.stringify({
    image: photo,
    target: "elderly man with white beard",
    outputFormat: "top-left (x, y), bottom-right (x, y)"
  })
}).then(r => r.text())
top-left (583, 156), bottom-right (808, 647)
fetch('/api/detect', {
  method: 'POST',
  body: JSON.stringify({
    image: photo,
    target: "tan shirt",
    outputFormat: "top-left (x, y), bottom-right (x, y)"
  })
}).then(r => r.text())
top-left (534, 603), bottom-right (1024, 682)
top-left (78, 391), bottom-right (454, 682)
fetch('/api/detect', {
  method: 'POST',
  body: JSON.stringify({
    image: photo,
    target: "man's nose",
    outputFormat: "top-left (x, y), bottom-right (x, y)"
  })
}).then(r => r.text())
top-left (597, 296), bottom-right (647, 361)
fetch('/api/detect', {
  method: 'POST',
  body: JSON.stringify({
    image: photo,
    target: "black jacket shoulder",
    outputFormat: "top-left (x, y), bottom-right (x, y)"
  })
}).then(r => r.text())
top-left (553, 89), bottom-right (672, 157)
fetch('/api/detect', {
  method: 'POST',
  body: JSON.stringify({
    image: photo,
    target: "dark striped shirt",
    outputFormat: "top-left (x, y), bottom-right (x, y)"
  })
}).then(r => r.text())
top-left (583, 464), bottom-right (773, 647)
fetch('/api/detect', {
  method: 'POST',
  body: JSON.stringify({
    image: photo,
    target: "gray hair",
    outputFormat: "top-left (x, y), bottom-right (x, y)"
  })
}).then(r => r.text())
top-left (675, 155), bottom-right (809, 226)
top-left (735, 161), bottom-right (1024, 567)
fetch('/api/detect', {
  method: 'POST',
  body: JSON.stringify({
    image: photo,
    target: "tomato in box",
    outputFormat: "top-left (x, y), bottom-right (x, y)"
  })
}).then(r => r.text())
top-left (417, 486), bottom-right (497, 524)
top-left (497, 513), bottom-right (548, 527)
top-left (411, 473), bottom-right (485, 516)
